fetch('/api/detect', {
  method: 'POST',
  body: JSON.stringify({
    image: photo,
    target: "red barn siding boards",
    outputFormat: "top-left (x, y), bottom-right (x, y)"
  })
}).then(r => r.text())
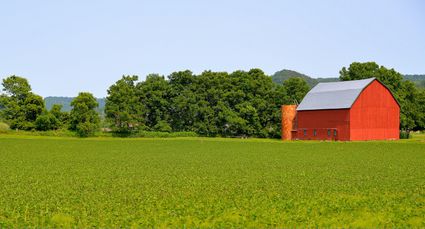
top-left (350, 80), bottom-right (400, 140)
top-left (296, 109), bottom-right (350, 141)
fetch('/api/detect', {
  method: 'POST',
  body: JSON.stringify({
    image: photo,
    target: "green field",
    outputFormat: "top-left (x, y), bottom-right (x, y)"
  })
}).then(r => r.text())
top-left (0, 136), bottom-right (424, 227)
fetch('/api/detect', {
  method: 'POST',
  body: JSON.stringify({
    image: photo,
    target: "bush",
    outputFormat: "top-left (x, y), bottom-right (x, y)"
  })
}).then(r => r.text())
top-left (76, 122), bottom-right (98, 137)
top-left (10, 120), bottom-right (35, 131)
top-left (400, 130), bottom-right (411, 139)
top-left (0, 122), bottom-right (10, 133)
top-left (154, 120), bottom-right (172, 132)
top-left (3, 129), bottom-right (77, 137)
top-left (35, 114), bottom-right (60, 131)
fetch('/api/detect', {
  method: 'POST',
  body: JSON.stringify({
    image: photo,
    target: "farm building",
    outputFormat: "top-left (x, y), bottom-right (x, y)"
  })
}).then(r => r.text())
top-left (282, 78), bottom-right (400, 141)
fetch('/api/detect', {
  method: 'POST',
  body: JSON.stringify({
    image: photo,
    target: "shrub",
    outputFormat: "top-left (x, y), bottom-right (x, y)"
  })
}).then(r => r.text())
top-left (0, 122), bottom-right (10, 133)
top-left (400, 130), bottom-right (410, 139)
top-left (4, 129), bottom-right (77, 137)
top-left (76, 122), bottom-right (98, 137)
top-left (154, 120), bottom-right (172, 132)
top-left (10, 120), bottom-right (35, 131)
top-left (35, 114), bottom-right (60, 131)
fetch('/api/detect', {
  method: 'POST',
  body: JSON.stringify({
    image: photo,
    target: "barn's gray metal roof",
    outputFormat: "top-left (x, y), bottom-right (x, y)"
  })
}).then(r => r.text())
top-left (297, 78), bottom-right (376, 111)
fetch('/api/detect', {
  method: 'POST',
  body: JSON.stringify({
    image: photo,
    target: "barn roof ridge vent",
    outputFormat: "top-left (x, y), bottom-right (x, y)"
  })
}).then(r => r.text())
top-left (297, 77), bottom-right (376, 111)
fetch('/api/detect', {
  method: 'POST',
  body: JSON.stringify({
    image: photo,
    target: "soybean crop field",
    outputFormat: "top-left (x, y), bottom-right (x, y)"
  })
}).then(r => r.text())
top-left (0, 136), bottom-right (424, 227)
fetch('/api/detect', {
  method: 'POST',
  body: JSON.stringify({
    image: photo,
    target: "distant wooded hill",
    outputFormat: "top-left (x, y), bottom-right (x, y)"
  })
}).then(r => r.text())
top-left (271, 69), bottom-right (339, 87)
top-left (44, 71), bottom-right (424, 112)
top-left (45, 96), bottom-right (105, 113)
top-left (404, 74), bottom-right (425, 88)
top-left (272, 69), bottom-right (425, 88)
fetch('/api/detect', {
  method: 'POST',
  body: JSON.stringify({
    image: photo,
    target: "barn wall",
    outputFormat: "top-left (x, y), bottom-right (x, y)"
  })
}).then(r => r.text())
top-left (350, 80), bottom-right (400, 140)
top-left (296, 109), bottom-right (350, 141)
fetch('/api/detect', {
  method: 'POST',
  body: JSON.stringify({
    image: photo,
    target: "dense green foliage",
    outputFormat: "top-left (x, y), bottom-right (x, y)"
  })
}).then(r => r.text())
top-left (339, 62), bottom-right (425, 132)
top-left (282, 77), bottom-right (310, 104)
top-left (105, 75), bottom-right (142, 133)
top-left (49, 104), bottom-right (70, 127)
top-left (0, 76), bottom-right (45, 130)
top-left (1, 71), bottom-right (308, 138)
top-left (69, 92), bottom-right (100, 137)
top-left (136, 74), bottom-right (172, 132)
top-left (0, 76), bottom-right (71, 132)
top-left (0, 136), bottom-right (423, 227)
top-left (47, 73), bottom-right (423, 112)
top-left (35, 113), bottom-right (60, 131)
top-left (106, 69), bottom-right (305, 138)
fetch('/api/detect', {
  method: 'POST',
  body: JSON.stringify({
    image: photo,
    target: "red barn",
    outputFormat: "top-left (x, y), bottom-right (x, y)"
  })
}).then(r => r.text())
top-left (283, 78), bottom-right (400, 141)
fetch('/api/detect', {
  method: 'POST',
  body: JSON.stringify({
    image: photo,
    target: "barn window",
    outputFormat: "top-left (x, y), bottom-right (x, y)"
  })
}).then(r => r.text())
top-left (303, 129), bottom-right (307, 136)
top-left (334, 130), bottom-right (337, 137)
top-left (313, 129), bottom-right (317, 136)
top-left (327, 129), bottom-right (331, 137)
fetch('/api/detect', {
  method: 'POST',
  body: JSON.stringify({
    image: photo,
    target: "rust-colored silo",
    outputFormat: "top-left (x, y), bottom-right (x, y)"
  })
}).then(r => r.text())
top-left (281, 105), bottom-right (297, 140)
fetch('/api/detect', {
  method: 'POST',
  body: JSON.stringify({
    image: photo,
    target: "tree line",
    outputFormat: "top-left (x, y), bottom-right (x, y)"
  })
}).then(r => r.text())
top-left (0, 76), bottom-right (100, 137)
top-left (104, 69), bottom-right (309, 138)
top-left (1, 62), bottom-right (424, 137)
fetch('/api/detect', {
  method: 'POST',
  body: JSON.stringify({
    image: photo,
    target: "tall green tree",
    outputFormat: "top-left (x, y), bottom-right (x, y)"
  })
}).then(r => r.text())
top-left (50, 104), bottom-right (69, 126)
top-left (282, 77), bottom-right (310, 104)
top-left (339, 62), bottom-right (404, 97)
top-left (105, 75), bottom-right (142, 133)
top-left (190, 71), bottom-right (230, 136)
top-left (136, 74), bottom-right (171, 131)
top-left (1, 75), bottom-right (32, 99)
top-left (69, 92), bottom-right (100, 137)
top-left (168, 70), bottom-right (198, 132)
top-left (399, 81), bottom-right (425, 132)
top-left (0, 75), bottom-right (44, 130)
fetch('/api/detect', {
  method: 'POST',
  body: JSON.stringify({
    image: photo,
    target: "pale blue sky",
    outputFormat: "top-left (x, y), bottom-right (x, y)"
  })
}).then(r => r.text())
top-left (1, 0), bottom-right (424, 97)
